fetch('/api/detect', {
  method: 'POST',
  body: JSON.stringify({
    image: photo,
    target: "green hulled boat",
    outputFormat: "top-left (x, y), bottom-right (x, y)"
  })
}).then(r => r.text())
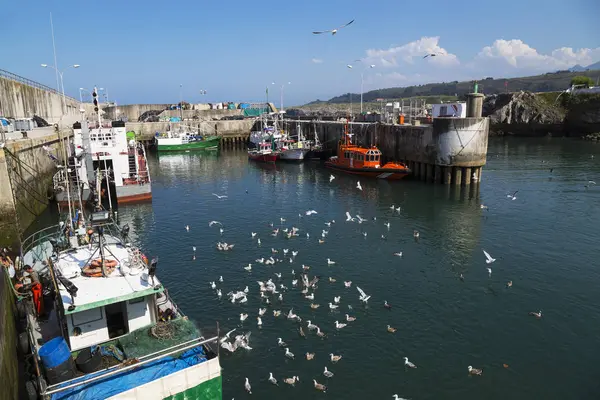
top-left (156, 132), bottom-right (221, 151)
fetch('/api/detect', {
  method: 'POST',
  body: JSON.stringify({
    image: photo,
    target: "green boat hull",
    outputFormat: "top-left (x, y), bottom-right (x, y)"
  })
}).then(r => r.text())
top-left (163, 375), bottom-right (222, 400)
top-left (157, 137), bottom-right (220, 152)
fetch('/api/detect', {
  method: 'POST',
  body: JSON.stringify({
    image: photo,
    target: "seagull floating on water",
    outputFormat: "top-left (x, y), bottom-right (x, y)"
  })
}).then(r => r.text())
top-left (313, 379), bottom-right (327, 392)
top-left (306, 352), bottom-right (315, 360)
top-left (384, 300), bottom-right (392, 310)
top-left (356, 181), bottom-right (363, 191)
top-left (268, 372), bottom-right (278, 385)
top-left (345, 314), bottom-right (356, 322)
top-left (404, 357), bottom-right (417, 368)
top-left (323, 366), bottom-right (334, 378)
top-left (327, 258), bottom-right (336, 265)
top-left (285, 348), bottom-right (295, 359)
top-left (344, 281), bottom-right (352, 288)
top-left (329, 174), bottom-right (335, 182)
top-left (487, 267), bottom-right (492, 277)
top-left (393, 252), bottom-right (403, 257)
top-left (507, 190), bottom-right (518, 200)
top-left (329, 302), bottom-right (339, 310)
top-left (284, 376), bottom-right (299, 386)
top-left (244, 377), bottom-right (252, 394)
top-left (312, 19), bottom-right (354, 35)
top-left (208, 221), bottom-right (222, 227)
top-left (185, 225), bottom-right (190, 232)
top-left (529, 310), bottom-right (542, 318)
top-left (468, 366), bottom-right (483, 376)
top-left (330, 353), bottom-right (342, 363)
top-left (387, 325), bottom-right (397, 333)
top-left (277, 337), bottom-right (287, 347)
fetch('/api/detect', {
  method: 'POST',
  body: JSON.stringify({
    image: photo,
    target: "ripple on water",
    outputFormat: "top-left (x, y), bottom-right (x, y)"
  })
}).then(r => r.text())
top-left (105, 141), bottom-right (600, 400)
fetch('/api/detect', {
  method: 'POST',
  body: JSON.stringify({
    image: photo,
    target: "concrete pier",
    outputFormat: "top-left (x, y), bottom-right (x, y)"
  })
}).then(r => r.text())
top-left (1, 128), bottom-right (70, 246)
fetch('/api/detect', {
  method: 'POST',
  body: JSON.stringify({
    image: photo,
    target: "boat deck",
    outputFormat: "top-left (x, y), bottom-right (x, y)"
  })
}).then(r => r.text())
top-left (54, 242), bottom-right (163, 314)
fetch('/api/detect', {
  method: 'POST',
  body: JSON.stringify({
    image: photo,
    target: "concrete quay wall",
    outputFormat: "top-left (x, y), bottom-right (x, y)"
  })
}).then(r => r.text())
top-left (285, 117), bottom-right (489, 184)
top-left (0, 75), bottom-right (80, 124)
top-left (0, 131), bottom-right (69, 246)
top-left (127, 119), bottom-right (255, 142)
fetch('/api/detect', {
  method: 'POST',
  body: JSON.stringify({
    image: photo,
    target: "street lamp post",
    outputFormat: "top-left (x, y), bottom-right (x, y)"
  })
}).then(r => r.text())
top-left (360, 65), bottom-right (375, 114)
top-left (41, 63), bottom-right (80, 116)
top-left (271, 82), bottom-right (291, 111)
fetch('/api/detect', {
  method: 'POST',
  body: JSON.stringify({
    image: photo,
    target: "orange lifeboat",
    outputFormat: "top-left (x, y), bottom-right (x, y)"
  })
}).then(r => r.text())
top-left (324, 123), bottom-right (410, 180)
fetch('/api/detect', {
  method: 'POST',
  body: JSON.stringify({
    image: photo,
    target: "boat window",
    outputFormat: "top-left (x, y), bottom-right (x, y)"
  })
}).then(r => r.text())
top-left (374, 155), bottom-right (380, 161)
top-left (71, 307), bottom-right (103, 327)
top-left (105, 302), bottom-right (130, 339)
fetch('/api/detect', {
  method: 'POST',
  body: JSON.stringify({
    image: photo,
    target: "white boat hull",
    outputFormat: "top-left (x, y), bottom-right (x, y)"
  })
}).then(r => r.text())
top-left (280, 148), bottom-right (310, 160)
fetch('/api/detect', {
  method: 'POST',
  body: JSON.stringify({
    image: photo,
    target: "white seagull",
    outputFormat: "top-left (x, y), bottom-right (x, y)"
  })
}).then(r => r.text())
top-left (312, 19), bottom-right (355, 35)
top-left (268, 372), bottom-right (278, 385)
top-left (244, 377), bottom-right (252, 394)
top-left (212, 193), bottom-right (228, 199)
top-left (507, 190), bottom-right (518, 200)
top-left (327, 258), bottom-right (336, 265)
top-left (483, 250), bottom-right (496, 264)
top-left (185, 225), bottom-right (190, 232)
top-left (404, 357), bottom-right (417, 368)
top-left (356, 181), bottom-right (363, 191)
top-left (285, 348), bottom-right (295, 359)
top-left (357, 286), bottom-right (371, 303)
top-left (335, 320), bottom-right (347, 329)
top-left (344, 281), bottom-right (352, 288)
top-left (345, 211), bottom-right (355, 222)
top-left (305, 210), bottom-right (318, 216)
top-left (323, 366), bottom-right (334, 378)
top-left (329, 174), bottom-right (335, 182)
top-left (487, 267), bottom-right (492, 277)
top-left (208, 221), bottom-right (222, 227)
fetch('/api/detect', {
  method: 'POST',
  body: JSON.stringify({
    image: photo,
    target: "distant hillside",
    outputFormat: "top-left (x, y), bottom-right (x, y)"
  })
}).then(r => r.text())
top-left (315, 69), bottom-right (600, 105)
top-left (570, 61), bottom-right (600, 72)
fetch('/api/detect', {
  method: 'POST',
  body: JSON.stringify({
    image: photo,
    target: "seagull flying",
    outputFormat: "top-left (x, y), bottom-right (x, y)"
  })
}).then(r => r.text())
top-left (356, 181), bottom-right (363, 191)
top-left (423, 53), bottom-right (438, 59)
top-left (483, 250), bottom-right (496, 264)
top-left (208, 221), bottom-right (222, 227)
top-left (329, 174), bottom-right (335, 182)
top-left (507, 190), bottom-right (518, 200)
top-left (312, 19), bottom-right (354, 35)
top-left (212, 193), bottom-right (228, 199)
top-left (356, 286), bottom-right (371, 303)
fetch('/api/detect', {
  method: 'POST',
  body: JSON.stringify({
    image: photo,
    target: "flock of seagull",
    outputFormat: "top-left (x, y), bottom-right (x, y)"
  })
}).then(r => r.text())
top-left (185, 166), bottom-right (583, 398)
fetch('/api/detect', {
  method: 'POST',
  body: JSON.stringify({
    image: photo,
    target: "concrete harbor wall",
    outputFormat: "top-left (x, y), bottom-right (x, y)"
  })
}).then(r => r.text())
top-left (0, 131), bottom-right (69, 246)
top-left (0, 72), bottom-right (80, 124)
top-left (285, 116), bottom-right (489, 185)
top-left (128, 120), bottom-right (255, 143)
top-left (103, 104), bottom-right (170, 121)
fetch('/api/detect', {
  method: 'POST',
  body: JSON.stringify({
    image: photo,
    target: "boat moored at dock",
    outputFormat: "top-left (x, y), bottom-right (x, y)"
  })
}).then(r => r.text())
top-left (17, 210), bottom-right (222, 400)
top-left (248, 141), bottom-right (280, 162)
top-left (325, 124), bottom-right (410, 179)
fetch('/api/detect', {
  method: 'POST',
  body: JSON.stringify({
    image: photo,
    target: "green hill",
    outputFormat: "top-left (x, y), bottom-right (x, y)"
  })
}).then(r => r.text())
top-left (313, 69), bottom-right (600, 105)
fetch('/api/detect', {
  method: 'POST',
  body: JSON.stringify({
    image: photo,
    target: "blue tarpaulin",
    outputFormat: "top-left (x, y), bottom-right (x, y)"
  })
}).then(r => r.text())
top-left (51, 346), bottom-right (206, 400)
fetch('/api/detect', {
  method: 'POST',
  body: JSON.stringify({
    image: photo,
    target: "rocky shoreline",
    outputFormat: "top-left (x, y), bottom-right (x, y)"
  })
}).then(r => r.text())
top-left (483, 91), bottom-right (600, 138)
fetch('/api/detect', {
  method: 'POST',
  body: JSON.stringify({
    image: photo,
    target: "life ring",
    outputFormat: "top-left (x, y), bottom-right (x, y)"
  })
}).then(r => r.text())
top-left (141, 254), bottom-right (148, 265)
top-left (82, 264), bottom-right (116, 277)
top-left (90, 259), bottom-right (118, 268)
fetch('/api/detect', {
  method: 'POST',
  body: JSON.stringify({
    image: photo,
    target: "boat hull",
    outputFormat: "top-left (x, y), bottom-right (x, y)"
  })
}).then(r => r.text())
top-left (325, 162), bottom-right (410, 180)
top-left (156, 137), bottom-right (220, 152)
top-left (248, 153), bottom-right (279, 162)
top-left (279, 148), bottom-right (310, 161)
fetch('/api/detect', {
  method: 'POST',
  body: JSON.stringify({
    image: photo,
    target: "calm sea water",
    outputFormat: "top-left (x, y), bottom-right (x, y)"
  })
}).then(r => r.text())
top-left (35, 138), bottom-right (600, 399)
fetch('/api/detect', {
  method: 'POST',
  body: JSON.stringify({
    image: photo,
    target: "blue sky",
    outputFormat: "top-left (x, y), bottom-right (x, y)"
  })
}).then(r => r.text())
top-left (1, 0), bottom-right (599, 106)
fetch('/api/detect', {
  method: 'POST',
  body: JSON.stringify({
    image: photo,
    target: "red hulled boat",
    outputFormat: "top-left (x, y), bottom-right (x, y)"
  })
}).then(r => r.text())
top-left (248, 141), bottom-right (280, 163)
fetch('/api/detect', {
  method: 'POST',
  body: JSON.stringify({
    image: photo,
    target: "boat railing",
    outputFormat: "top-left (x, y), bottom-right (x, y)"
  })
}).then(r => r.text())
top-left (21, 225), bottom-right (63, 256)
top-left (42, 332), bottom-right (220, 397)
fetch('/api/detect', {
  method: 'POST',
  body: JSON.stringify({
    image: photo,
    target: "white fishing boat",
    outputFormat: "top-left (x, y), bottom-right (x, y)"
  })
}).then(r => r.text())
top-left (15, 121), bottom-right (222, 399)
top-left (53, 87), bottom-right (152, 208)
top-left (278, 122), bottom-right (311, 161)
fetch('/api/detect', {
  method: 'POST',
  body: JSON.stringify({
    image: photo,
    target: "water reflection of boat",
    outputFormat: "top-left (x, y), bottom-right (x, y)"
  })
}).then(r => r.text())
top-left (325, 123), bottom-right (410, 180)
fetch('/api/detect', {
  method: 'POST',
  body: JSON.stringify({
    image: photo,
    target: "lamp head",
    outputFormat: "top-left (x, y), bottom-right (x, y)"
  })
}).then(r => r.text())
top-left (73, 64), bottom-right (80, 68)
top-left (41, 64), bottom-right (48, 68)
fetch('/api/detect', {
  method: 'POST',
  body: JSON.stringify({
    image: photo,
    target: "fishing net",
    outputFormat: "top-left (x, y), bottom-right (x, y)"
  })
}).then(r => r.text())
top-left (118, 317), bottom-right (201, 359)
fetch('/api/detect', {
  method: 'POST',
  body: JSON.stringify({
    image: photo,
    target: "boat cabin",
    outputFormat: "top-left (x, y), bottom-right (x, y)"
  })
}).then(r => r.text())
top-left (337, 145), bottom-right (383, 169)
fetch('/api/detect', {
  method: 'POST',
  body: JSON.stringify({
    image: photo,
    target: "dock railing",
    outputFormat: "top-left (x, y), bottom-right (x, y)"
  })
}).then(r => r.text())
top-left (0, 69), bottom-right (78, 103)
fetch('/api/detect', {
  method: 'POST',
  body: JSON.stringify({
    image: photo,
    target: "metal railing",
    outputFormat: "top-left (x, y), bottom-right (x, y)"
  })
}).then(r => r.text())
top-left (0, 68), bottom-right (78, 102)
top-left (43, 334), bottom-right (220, 396)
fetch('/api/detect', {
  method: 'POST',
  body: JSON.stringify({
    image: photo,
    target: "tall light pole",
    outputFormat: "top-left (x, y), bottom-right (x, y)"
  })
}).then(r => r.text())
top-left (272, 82), bottom-right (291, 111)
top-left (41, 63), bottom-right (80, 116)
top-left (360, 65), bottom-right (375, 114)
top-left (346, 65), bottom-right (354, 119)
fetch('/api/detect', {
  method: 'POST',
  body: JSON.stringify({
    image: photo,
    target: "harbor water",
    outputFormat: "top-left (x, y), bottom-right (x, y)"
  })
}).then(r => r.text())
top-left (32, 137), bottom-right (600, 399)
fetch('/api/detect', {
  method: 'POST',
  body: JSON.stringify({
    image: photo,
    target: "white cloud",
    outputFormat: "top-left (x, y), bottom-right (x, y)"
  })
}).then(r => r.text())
top-left (357, 37), bottom-right (600, 89)
top-left (311, 58), bottom-right (323, 64)
top-left (474, 39), bottom-right (600, 73)
top-left (364, 36), bottom-right (459, 68)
